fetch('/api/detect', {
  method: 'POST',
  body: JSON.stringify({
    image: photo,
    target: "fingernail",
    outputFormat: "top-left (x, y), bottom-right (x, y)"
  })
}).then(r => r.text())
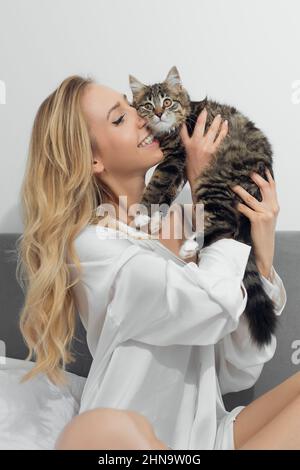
top-left (224, 119), bottom-right (228, 126)
top-left (202, 107), bottom-right (207, 114)
top-left (216, 114), bottom-right (221, 119)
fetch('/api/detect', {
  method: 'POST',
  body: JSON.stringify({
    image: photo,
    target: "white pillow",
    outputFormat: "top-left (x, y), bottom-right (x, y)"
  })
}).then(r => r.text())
top-left (0, 357), bottom-right (86, 450)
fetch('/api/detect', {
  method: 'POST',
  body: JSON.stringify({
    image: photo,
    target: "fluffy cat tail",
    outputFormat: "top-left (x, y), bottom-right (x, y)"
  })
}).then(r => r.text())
top-left (242, 248), bottom-right (278, 348)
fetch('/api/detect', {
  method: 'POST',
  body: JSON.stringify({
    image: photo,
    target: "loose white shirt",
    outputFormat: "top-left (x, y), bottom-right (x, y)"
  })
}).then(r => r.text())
top-left (67, 220), bottom-right (287, 450)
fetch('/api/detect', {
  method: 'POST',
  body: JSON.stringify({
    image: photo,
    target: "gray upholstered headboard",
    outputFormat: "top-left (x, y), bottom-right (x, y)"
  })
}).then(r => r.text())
top-left (0, 233), bottom-right (92, 378)
top-left (0, 232), bottom-right (299, 410)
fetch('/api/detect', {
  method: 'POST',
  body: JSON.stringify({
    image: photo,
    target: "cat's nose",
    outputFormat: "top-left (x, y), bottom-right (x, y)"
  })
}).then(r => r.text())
top-left (156, 111), bottom-right (163, 118)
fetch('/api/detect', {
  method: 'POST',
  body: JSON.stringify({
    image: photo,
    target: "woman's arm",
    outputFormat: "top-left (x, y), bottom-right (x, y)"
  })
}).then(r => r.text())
top-left (230, 168), bottom-right (280, 279)
top-left (157, 205), bottom-right (198, 263)
top-left (215, 266), bottom-right (287, 394)
top-left (180, 107), bottom-right (228, 202)
top-left (180, 108), bottom-right (279, 279)
top-left (158, 109), bottom-right (228, 262)
top-left (70, 227), bottom-right (252, 348)
top-left (215, 173), bottom-right (284, 394)
top-left (105, 237), bottom-right (251, 346)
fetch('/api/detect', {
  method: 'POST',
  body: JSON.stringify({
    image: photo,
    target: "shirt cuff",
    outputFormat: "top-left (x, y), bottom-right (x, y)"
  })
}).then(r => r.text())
top-left (259, 265), bottom-right (287, 316)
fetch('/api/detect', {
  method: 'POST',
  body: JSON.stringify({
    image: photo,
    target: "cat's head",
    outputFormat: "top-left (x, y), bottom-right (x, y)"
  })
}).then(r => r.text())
top-left (129, 66), bottom-right (191, 137)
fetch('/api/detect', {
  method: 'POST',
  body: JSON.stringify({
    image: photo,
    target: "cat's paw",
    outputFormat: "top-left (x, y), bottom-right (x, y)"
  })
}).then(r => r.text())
top-left (176, 179), bottom-right (186, 196)
top-left (149, 210), bottom-right (163, 234)
top-left (133, 213), bottom-right (151, 228)
top-left (179, 236), bottom-right (199, 259)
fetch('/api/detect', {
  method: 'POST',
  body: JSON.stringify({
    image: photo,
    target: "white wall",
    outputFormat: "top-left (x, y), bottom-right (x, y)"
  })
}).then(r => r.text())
top-left (0, 0), bottom-right (299, 232)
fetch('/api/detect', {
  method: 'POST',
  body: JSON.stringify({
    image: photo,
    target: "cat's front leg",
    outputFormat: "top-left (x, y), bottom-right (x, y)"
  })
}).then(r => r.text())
top-left (194, 174), bottom-right (240, 247)
top-left (134, 147), bottom-right (187, 233)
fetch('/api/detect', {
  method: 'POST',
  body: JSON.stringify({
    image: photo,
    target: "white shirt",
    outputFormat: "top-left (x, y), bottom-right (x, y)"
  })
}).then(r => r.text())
top-left (67, 220), bottom-right (287, 450)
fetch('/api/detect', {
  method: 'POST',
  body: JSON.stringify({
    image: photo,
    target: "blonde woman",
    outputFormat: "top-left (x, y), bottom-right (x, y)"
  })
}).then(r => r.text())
top-left (17, 75), bottom-right (296, 451)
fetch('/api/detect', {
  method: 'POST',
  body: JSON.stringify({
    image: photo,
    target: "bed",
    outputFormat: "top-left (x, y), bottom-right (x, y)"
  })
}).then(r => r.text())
top-left (0, 232), bottom-right (299, 449)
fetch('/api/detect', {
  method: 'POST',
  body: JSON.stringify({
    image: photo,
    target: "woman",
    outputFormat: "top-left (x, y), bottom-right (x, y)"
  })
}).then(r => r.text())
top-left (17, 75), bottom-right (294, 451)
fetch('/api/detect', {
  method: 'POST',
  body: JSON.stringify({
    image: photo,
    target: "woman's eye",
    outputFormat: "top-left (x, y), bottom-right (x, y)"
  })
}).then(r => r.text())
top-left (112, 114), bottom-right (126, 125)
top-left (163, 98), bottom-right (172, 107)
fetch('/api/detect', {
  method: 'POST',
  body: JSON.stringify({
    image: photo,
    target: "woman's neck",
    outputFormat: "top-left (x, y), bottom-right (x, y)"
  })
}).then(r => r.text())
top-left (99, 197), bottom-right (142, 228)
top-left (99, 175), bottom-right (146, 226)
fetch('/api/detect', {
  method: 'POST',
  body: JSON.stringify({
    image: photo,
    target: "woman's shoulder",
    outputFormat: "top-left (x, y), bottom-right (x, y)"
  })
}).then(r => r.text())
top-left (71, 223), bottom-right (138, 264)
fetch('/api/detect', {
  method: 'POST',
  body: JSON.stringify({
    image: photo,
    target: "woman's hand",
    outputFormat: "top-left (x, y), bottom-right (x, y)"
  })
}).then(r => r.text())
top-left (230, 168), bottom-right (280, 279)
top-left (180, 108), bottom-right (228, 203)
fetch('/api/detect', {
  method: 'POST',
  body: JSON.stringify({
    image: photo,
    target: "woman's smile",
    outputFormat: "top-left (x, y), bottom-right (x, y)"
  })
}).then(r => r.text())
top-left (138, 138), bottom-right (160, 149)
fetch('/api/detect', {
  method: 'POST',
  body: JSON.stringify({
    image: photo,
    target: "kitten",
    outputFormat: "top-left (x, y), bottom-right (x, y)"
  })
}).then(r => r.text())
top-left (129, 65), bottom-right (278, 348)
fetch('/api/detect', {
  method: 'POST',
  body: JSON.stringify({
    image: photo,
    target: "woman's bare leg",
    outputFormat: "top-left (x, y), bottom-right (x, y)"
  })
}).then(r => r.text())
top-left (238, 394), bottom-right (300, 449)
top-left (233, 371), bottom-right (300, 449)
top-left (55, 408), bottom-right (169, 450)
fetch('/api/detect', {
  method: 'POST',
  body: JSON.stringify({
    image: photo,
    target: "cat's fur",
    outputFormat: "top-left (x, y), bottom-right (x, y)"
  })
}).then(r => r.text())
top-left (129, 65), bottom-right (278, 348)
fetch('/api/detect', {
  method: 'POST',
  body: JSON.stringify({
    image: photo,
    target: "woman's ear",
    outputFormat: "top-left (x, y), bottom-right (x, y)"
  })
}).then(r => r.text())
top-left (92, 156), bottom-right (105, 176)
top-left (91, 136), bottom-right (105, 175)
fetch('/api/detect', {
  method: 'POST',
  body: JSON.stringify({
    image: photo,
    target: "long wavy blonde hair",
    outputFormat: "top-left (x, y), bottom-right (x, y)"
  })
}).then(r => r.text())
top-left (16, 75), bottom-right (117, 386)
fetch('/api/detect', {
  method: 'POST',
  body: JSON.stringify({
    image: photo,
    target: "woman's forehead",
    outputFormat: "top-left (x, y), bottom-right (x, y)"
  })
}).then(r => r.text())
top-left (82, 84), bottom-right (122, 123)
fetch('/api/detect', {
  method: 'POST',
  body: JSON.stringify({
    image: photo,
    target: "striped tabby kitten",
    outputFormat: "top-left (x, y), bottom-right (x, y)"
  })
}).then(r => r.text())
top-left (129, 65), bottom-right (277, 348)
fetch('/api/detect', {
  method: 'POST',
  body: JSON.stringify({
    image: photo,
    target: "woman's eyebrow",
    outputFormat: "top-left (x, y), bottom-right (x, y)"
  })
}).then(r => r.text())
top-left (106, 94), bottom-right (129, 121)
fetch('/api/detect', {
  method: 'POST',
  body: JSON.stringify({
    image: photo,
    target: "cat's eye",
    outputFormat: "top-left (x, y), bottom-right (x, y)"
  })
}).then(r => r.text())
top-left (163, 98), bottom-right (172, 107)
top-left (143, 103), bottom-right (154, 111)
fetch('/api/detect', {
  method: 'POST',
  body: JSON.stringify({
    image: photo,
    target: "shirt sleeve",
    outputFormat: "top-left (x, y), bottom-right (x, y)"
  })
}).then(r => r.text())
top-left (215, 265), bottom-right (287, 395)
top-left (102, 237), bottom-right (252, 346)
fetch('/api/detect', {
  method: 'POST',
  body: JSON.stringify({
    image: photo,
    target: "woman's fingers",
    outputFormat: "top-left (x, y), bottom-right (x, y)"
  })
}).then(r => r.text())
top-left (250, 169), bottom-right (280, 214)
top-left (213, 120), bottom-right (228, 150)
top-left (250, 169), bottom-right (276, 195)
top-left (181, 109), bottom-right (228, 151)
top-left (235, 202), bottom-right (256, 222)
top-left (180, 109), bottom-right (207, 146)
top-left (192, 107), bottom-right (208, 141)
top-left (231, 169), bottom-right (280, 217)
top-left (230, 184), bottom-right (262, 211)
top-left (205, 114), bottom-right (223, 145)
top-left (265, 167), bottom-right (276, 187)
top-left (250, 171), bottom-right (270, 192)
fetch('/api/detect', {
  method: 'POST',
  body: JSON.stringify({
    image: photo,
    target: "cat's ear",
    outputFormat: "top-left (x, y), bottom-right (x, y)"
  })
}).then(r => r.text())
top-left (165, 66), bottom-right (182, 90)
top-left (129, 74), bottom-right (146, 95)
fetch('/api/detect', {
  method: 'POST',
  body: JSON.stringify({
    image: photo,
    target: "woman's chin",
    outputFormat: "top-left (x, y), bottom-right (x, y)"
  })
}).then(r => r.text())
top-left (138, 143), bottom-right (164, 170)
top-left (151, 151), bottom-right (164, 168)
top-left (153, 147), bottom-right (164, 162)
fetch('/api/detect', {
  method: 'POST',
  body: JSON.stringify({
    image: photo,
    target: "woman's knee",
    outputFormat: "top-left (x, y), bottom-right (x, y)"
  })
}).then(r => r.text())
top-left (295, 371), bottom-right (300, 386)
top-left (287, 371), bottom-right (300, 395)
top-left (54, 407), bottom-right (161, 450)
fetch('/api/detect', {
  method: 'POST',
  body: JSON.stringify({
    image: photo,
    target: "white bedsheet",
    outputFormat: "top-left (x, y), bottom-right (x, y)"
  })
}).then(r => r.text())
top-left (0, 357), bottom-right (86, 449)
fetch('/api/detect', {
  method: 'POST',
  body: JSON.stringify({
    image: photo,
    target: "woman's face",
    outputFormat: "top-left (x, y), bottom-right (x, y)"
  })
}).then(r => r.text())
top-left (81, 83), bottom-right (164, 178)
